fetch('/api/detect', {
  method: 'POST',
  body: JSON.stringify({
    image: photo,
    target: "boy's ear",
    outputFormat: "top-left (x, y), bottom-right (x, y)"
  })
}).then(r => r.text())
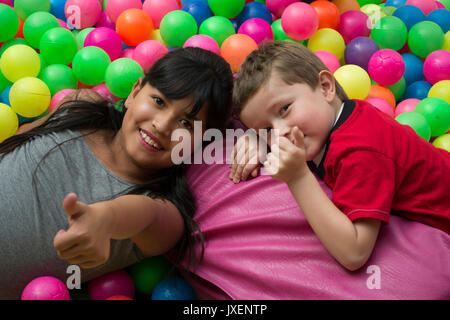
top-left (124, 77), bottom-right (144, 109)
top-left (318, 70), bottom-right (336, 103)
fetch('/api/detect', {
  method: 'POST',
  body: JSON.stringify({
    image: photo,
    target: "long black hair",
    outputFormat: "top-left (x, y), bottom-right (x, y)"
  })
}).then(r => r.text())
top-left (0, 47), bottom-right (234, 270)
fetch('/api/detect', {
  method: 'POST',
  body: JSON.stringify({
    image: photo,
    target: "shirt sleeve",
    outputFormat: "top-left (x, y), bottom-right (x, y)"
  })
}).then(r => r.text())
top-left (329, 150), bottom-right (396, 224)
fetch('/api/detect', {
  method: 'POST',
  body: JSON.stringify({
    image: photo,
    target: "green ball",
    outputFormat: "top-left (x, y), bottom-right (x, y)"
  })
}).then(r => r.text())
top-left (395, 112), bottom-right (431, 141)
top-left (14, 0), bottom-right (50, 21)
top-left (386, 77), bottom-right (406, 102)
top-left (40, 27), bottom-right (78, 65)
top-left (39, 64), bottom-right (77, 96)
top-left (199, 16), bottom-right (236, 47)
top-left (414, 97), bottom-right (450, 137)
top-left (370, 16), bottom-right (407, 51)
top-left (160, 10), bottom-right (198, 48)
top-left (0, 38), bottom-right (28, 57)
top-left (105, 58), bottom-right (144, 98)
top-left (128, 256), bottom-right (172, 295)
top-left (0, 3), bottom-right (19, 42)
top-left (408, 21), bottom-right (444, 58)
top-left (74, 27), bottom-right (94, 50)
top-left (0, 68), bottom-right (12, 94)
top-left (437, 0), bottom-right (450, 9)
top-left (271, 19), bottom-right (303, 44)
top-left (23, 12), bottom-right (60, 49)
top-left (208, 0), bottom-right (245, 19)
top-left (72, 46), bottom-right (111, 86)
top-left (357, 0), bottom-right (383, 6)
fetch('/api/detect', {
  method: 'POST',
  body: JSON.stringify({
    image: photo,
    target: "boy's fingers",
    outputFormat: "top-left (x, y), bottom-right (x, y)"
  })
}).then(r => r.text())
top-left (53, 229), bottom-right (79, 252)
top-left (292, 126), bottom-right (305, 148)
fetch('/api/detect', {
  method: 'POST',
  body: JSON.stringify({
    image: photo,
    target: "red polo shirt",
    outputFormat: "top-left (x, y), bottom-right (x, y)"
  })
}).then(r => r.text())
top-left (315, 99), bottom-right (450, 234)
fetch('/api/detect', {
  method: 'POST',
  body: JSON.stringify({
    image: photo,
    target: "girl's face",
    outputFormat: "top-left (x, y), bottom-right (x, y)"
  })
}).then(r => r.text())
top-left (120, 79), bottom-right (208, 174)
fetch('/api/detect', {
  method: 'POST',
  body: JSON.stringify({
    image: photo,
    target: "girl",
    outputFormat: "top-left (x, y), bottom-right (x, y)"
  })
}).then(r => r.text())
top-left (0, 47), bottom-right (233, 299)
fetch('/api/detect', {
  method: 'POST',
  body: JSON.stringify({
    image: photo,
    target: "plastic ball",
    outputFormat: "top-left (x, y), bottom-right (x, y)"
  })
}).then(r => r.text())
top-left (370, 16), bottom-right (408, 51)
top-left (414, 97), bottom-right (450, 136)
top-left (405, 0), bottom-right (438, 15)
top-left (106, 0), bottom-right (142, 23)
top-left (220, 33), bottom-right (258, 73)
top-left (96, 11), bottom-right (116, 30)
top-left (368, 84), bottom-right (396, 108)
top-left (0, 84), bottom-right (11, 104)
top-left (404, 80), bottom-right (432, 100)
top-left (310, 0), bottom-right (340, 30)
top-left (151, 277), bottom-right (197, 300)
top-left (0, 67), bottom-right (11, 94)
top-left (92, 82), bottom-right (120, 103)
top-left (334, 64), bottom-right (372, 100)
top-left (105, 58), bottom-right (144, 98)
top-left (64, 0), bottom-right (102, 29)
top-left (14, 0), bottom-right (50, 21)
top-left (386, 77), bottom-right (406, 102)
top-left (0, 44), bottom-right (41, 82)
top-left (128, 256), bottom-right (172, 295)
top-left (265, 0), bottom-right (297, 18)
top-left (366, 96), bottom-right (394, 117)
top-left (143, 0), bottom-right (180, 29)
top-left (23, 12), bottom-right (59, 49)
top-left (361, 4), bottom-right (386, 28)
top-left (236, 2), bottom-right (272, 27)
top-left (432, 133), bottom-right (450, 152)
top-left (182, 1), bottom-right (214, 28)
top-left (84, 27), bottom-right (122, 61)
top-left (408, 21), bottom-right (444, 58)
top-left (88, 270), bottom-right (135, 300)
top-left (49, 0), bottom-right (66, 20)
top-left (133, 40), bottom-right (168, 73)
top-left (160, 10), bottom-right (198, 48)
top-left (444, 30), bottom-right (450, 51)
top-left (0, 38), bottom-right (28, 57)
top-left (368, 49), bottom-right (405, 86)
top-left (39, 64), bottom-right (77, 95)
top-left (72, 46), bottom-right (111, 86)
top-left (394, 98), bottom-right (420, 117)
top-left (281, 2), bottom-right (319, 41)
top-left (208, 0), bottom-right (245, 19)
top-left (438, 0), bottom-right (450, 9)
top-left (183, 34), bottom-right (220, 55)
top-left (107, 295), bottom-right (133, 300)
top-left (428, 80), bottom-right (450, 103)
top-left (392, 5), bottom-right (425, 31)
top-left (49, 88), bottom-right (75, 112)
top-left (21, 276), bottom-right (70, 300)
top-left (0, 102), bottom-right (18, 143)
top-left (307, 28), bottom-right (346, 60)
top-left (116, 9), bottom-right (154, 47)
top-left (39, 27), bottom-right (78, 65)
top-left (385, 0), bottom-right (407, 8)
top-left (344, 36), bottom-right (379, 71)
top-left (338, 10), bottom-right (371, 44)
top-left (426, 9), bottom-right (450, 33)
top-left (423, 50), bottom-right (450, 85)
top-left (271, 18), bottom-right (302, 43)
top-left (238, 18), bottom-right (274, 46)
top-left (0, 3), bottom-right (19, 42)
top-left (75, 27), bottom-right (94, 49)
top-left (314, 50), bottom-right (341, 74)
top-left (395, 111), bottom-right (431, 141)
top-left (401, 53), bottom-right (424, 86)
top-left (121, 47), bottom-right (135, 59)
top-left (199, 16), bottom-right (236, 47)
top-left (9, 77), bottom-right (50, 117)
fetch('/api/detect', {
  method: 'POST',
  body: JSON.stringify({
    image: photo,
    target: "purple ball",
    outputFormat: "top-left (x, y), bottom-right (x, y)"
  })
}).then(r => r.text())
top-left (238, 18), bottom-right (274, 46)
top-left (344, 36), bottom-right (379, 71)
top-left (88, 270), bottom-right (135, 300)
top-left (21, 276), bottom-right (71, 300)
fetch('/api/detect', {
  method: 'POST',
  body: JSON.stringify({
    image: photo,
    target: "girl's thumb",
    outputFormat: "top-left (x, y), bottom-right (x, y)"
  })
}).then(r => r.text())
top-left (62, 193), bottom-right (83, 218)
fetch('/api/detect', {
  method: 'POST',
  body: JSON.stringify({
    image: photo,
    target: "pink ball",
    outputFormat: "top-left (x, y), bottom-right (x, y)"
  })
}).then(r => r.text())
top-left (88, 270), bottom-right (135, 300)
top-left (423, 50), bottom-right (450, 85)
top-left (133, 40), bottom-right (169, 72)
top-left (21, 276), bottom-right (71, 300)
top-left (121, 47), bottom-right (135, 59)
top-left (395, 98), bottom-right (421, 117)
top-left (281, 2), bottom-right (319, 41)
top-left (57, 19), bottom-right (71, 31)
top-left (106, 0), bottom-right (143, 23)
top-left (96, 11), bottom-right (116, 29)
top-left (366, 97), bottom-right (394, 117)
top-left (92, 83), bottom-right (121, 102)
top-left (436, 1), bottom-right (445, 9)
top-left (405, 0), bottom-right (438, 15)
top-left (0, 0), bottom-right (13, 6)
top-left (238, 18), bottom-right (274, 46)
top-left (143, 0), bottom-right (180, 29)
top-left (84, 27), bottom-right (123, 61)
top-left (183, 34), bottom-right (220, 55)
top-left (338, 10), bottom-right (371, 44)
top-left (49, 89), bottom-right (75, 113)
top-left (65, 0), bottom-right (102, 29)
top-left (266, 0), bottom-right (298, 18)
top-left (314, 50), bottom-right (341, 74)
top-left (368, 49), bottom-right (405, 86)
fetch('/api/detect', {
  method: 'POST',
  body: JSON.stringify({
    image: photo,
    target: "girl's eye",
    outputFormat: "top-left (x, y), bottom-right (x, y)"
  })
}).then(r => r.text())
top-left (180, 119), bottom-right (193, 130)
top-left (152, 96), bottom-right (164, 106)
top-left (280, 104), bottom-right (290, 115)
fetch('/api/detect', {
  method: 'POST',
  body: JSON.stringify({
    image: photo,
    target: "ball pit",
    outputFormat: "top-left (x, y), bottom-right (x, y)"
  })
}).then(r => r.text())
top-left (426, 9), bottom-right (450, 33)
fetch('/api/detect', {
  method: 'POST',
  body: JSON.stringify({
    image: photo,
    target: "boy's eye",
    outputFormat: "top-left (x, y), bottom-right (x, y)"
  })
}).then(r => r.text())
top-left (152, 96), bottom-right (164, 106)
top-left (280, 104), bottom-right (290, 115)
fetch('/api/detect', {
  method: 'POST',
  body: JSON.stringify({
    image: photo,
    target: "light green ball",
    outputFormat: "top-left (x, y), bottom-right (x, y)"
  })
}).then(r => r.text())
top-left (395, 111), bottom-right (431, 141)
top-left (160, 10), bottom-right (198, 48)
top-left (40, 27), bottom-right (78, 65)
top-left (105, 58), bottom-right (144, 98)
top-left (208, 0), bottom-right (245, 19)
top-left (415, 97), bottom-right (450, 137)
top-left (23, 11), bottom-right (60, 49)
top-left (72, 46), bottom-right (111, 86)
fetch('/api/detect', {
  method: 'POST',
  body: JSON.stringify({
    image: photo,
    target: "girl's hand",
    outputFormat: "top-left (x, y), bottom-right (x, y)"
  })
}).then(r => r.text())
top-left (263, 126), bottom-right (310, 184)
top-left (53, 193), bottom-right (113, 269)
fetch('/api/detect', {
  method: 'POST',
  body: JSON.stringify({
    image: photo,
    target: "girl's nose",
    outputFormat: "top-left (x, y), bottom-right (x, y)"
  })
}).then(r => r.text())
top-left (152, 113), bottom-right (174, 137)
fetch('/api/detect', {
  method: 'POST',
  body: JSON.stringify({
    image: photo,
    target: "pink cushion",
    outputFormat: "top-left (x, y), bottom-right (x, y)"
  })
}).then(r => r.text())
top-left (178, 124), bottom-right (450, 299)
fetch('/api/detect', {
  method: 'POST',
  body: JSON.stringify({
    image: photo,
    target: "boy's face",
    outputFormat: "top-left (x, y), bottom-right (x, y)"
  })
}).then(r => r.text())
top-left (239, 71), bottom-right (340, 162)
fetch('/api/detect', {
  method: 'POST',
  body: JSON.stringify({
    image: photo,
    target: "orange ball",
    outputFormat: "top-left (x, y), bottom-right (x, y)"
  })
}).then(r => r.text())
top-left (220, 34), bottom-right (258, 73)
top-left (367, 85), bottom-right (396, 109)
top-left (116, 9), bottom-right (154, 47)
top-left (14, 17), bottom-right (24, 39)
top-left (311, 1), bottom-right (340, 30)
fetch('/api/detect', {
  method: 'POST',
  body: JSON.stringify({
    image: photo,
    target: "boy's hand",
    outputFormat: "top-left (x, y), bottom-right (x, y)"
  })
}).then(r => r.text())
top-left (263, 126), bottom-right (310, 183)
top-left (53, 193), bottom-right (113, 269)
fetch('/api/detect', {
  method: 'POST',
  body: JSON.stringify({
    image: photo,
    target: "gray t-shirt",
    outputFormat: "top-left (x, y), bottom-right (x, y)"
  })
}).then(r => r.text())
top-left (0, 130), bottom-right (144, 299)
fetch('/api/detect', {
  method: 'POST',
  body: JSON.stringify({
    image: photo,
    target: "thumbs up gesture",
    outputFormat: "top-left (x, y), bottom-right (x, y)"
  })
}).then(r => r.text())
top-left (53, 193), bottom-right (113, 269)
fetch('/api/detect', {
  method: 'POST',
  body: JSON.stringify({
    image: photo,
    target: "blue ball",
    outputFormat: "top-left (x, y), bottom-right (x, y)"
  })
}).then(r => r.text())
top-left (404, 81), bottom-right (431, 100)
top-left (181, 0), bottom-right (208, 6)
top-left (151, 277), bottom-right (197, 300)
top-left (401, 53), bottom-right (424, 86)
top-left (393, 5), bottom-right (425, 30)
top-left (426, 9), bottom-right (450, 33)
top-left (50, 0), bottom-right (68, 21)
top-left (236, 2), bottom-right (273, 28)
top-left (182, 1), bottom-right (214, 28)
top-left (385, 0), bottom-right (407, 8)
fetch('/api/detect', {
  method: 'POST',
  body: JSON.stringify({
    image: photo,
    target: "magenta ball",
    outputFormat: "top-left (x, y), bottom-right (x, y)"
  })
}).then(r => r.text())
top-left (143, 0), bottom-right (180, 29)
top-left (423, 50), bottom-right (450, 85)
top-left (281, 2), bottom-right (318, 41)
top-left (183, 34), bottom-right (220, 55)
top-left (0, 0), bottom-right (13, 6)
top-left (238, 18), bottom-right (274, 46)
top-left (266, 0), bottom-right (298, 18)
top-left (96, 11), bottom-right (116, 29)
top-left (338, 10), bottom-right (371, 44)
top-left (436, 1), bottom-right (445, 9)
top-left (49, 89), bottom-right (75, 112)
top-left (84, 27), bottom-right (123, 61)
top-left (394, 98), bottom-right (420, 117)
top-left (21, 276), bottom-right (71, 300)
top-left (366, 97), bottom-right (394, 117)
top-left (65, 0), bottom-right (102, 29)
top-left (133, 40), bottom-right (169, 72)
top-left (121, 47), bottom-right (135, 59)
top-left (368, 49), bottom-right (405, 86)
top-left (405, 0), bottom-right (438, 15)
top-left (92, 83), bottom-right (120, 102)
top-left (314, 50), bottom-right (341, 74)
top-left (58, 19), bottom-right (71, 31)
top-left (106, 0), bottom-right (143, 23)
top-left (88, 270), bottom-right (135, 300)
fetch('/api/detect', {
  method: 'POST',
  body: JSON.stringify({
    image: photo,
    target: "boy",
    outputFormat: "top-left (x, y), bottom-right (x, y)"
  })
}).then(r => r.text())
top-left (230, 41), bottom-right (450, 271)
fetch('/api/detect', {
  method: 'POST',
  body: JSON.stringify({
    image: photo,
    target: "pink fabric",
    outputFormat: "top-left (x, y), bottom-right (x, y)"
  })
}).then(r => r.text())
top-left (177, 124), bottom-right (450, 300)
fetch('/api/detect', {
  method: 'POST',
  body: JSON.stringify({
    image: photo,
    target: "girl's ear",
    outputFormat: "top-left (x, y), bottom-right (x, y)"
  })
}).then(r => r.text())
top-left (124, 78), bottom-right (144, 109)
top-left (318, 70), bottom-right (336, 103)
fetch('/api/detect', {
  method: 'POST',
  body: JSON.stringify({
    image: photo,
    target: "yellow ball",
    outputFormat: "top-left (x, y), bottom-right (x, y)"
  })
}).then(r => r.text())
top-left (9, 77), bottom-right (50, 118)
top-left (442, 31), bottom-right (450, 51)
top-left (428, 80), bottom-right (450, 104)
top-left (307, 28), bottom-right (346, 60)
top-left (361, 4), bottom-right (386, 29)
top-left (334, 64), bottom-right (371, 100)
top-left (0, 103), bottom-right (19, 143)
top-left (150, 29), bottom-right (168, 46)
top-left (432, 133), bottom-right (450, 152)
top-left (0, 44), bottom-right (40, 82)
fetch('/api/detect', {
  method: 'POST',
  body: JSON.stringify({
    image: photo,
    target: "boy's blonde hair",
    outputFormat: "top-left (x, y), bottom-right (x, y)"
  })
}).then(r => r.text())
top-left (233, 41), bottom-right (348, 117)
